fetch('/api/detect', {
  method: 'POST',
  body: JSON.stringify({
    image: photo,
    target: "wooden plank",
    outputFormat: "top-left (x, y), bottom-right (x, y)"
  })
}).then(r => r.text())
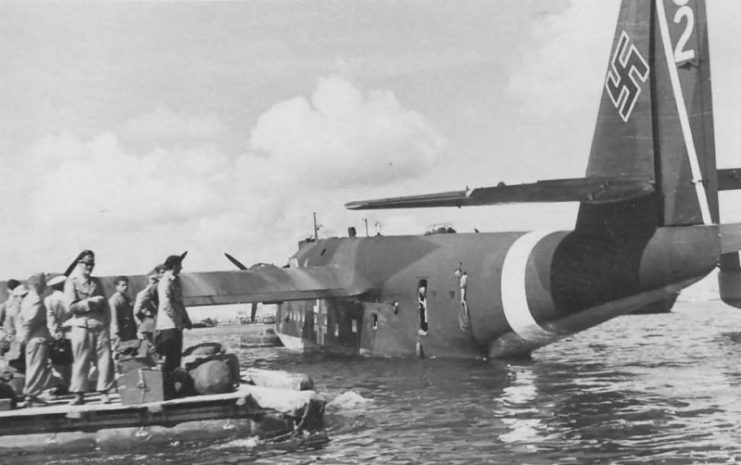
top-left (0, 383), bottom-right (321, 437)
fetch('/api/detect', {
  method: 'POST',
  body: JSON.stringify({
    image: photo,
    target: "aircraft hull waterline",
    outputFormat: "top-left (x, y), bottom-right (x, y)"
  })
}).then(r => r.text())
top-left (275, 225), bottom-right (719, 359)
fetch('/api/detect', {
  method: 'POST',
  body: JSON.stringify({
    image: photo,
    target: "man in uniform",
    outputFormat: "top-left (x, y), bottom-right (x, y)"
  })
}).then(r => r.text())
top-left (45, 275), bottom-right (71, 394)
top-left (133, 265), bottom-right (162, 344)
top-left (109, 276), bottom-right (137, 347)
top-left (64, 250), bottom-right (114, 405)
top-left (5, 285), bottom-right (28, 372)
top-left (21, 273), bottom-right (52, 407)
top-left (0, 279), bottom-right (21, 356)
top-left (155, 254), bottom-right (192, 398)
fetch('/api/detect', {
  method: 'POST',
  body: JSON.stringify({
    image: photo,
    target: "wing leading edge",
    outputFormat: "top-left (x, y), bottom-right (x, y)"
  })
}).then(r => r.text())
top-left (345, 176), bottom-right (654, 210)
top-left (179, 265), bottom-right (372, 306)
top-left (0, 265), bottom-right (372, 307)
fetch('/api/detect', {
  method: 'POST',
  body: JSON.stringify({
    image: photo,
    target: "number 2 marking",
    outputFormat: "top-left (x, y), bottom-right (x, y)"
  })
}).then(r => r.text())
top-left (672, 1), bottom-right (696, 63)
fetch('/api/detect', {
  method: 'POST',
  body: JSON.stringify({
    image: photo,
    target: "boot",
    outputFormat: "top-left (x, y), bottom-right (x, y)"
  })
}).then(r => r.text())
top-left (69, 393), bottom-right (85, 405)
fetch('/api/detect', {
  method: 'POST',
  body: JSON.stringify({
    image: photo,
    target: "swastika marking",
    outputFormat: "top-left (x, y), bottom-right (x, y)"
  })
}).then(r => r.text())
top-left (605, 31), bottom-right (650, 123)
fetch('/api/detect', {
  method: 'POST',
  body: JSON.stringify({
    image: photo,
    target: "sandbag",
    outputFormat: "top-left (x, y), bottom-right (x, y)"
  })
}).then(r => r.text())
top-left (190, 360), bottom-right (233, 394)
top-left (179, 342), bottom-right (240, 395)
top-left (188, 353), bottom-right (240, 395)
top-left (182, 342), bottom-right (223, 357)
top-left (243, 368), bottom-right (315, 391)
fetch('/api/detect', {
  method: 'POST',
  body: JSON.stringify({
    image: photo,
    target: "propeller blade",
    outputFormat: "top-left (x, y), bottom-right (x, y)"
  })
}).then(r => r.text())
top-left (224, 253), bottom-right (248, 270)
top-left (63, 258), bottom-right (78, 277)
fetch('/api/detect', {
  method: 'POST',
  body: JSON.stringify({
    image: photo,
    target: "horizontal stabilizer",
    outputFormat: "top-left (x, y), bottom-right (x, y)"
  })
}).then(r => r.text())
top-left (179, 265), bottom-right (372, 306)
top-left (345, 176), bottom-right (654, 210)
top-left (718, 168), bottom-right (741, 191)
top-left (720, 223), bottom-right (741, 254)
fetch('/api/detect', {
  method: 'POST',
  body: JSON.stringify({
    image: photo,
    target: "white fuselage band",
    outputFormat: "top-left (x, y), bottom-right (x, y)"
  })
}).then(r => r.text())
top-left (501, 231), bottom-right (555, 342)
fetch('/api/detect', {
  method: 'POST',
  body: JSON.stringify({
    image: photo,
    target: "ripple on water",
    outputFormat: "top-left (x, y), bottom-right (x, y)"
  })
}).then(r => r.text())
top-left (15, 301), bottom-right (741, 464)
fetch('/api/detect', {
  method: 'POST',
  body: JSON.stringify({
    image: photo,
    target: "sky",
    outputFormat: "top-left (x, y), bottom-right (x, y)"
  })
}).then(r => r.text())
top-left (0, 0), bottom-right (740, 299)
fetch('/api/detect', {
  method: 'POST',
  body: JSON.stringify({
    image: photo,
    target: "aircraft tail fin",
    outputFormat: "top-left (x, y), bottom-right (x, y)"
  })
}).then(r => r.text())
top-left (578, 0), bottom-right (717, 230)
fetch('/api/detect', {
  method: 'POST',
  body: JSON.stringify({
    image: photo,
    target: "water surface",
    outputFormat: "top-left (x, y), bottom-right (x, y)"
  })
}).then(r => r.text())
top-left (14, 301), bottom-right (741, 464)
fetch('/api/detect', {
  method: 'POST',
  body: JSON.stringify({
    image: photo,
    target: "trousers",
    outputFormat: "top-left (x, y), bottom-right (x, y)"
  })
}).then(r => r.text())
top-left (24, 337), bottom-right (51, 397)
top-left (69, 325), bottom-right (114, 393)
top-left (154, 328), bottom-right (183, 397)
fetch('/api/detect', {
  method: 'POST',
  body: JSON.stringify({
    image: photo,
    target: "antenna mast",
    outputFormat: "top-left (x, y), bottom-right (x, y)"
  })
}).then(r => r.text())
top-left (313, 212), bottom-right (319, 240)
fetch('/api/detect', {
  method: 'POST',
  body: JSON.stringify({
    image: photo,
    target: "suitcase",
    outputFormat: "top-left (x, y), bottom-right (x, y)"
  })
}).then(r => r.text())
top-left (117, 368), bottom-right (164, 405)
top-left (115, 340), bottom-right (158, 375)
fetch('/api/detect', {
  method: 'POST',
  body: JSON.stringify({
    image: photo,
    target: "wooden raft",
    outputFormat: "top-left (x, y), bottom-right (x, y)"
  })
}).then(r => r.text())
top-left (0, 371), bottom-right (325, 454)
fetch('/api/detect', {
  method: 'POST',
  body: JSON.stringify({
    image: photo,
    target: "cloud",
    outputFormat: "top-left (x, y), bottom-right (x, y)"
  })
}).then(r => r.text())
top-left (27, 132), bottom-right (230, 230)
top-left (122, 106), bottom-right (226, 140)
top-left (249, 74), bottom-right (447, 188)
top-left (1, 75), bottom-right (447, 277)
top-left (507, 0), bottom-right (620, 119)
top-left (201, 74), bottom-right (451, 261)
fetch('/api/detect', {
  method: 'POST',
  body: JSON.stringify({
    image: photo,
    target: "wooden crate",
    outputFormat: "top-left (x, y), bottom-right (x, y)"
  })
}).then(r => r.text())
top-left (117, 368), bottom-right (164, 405)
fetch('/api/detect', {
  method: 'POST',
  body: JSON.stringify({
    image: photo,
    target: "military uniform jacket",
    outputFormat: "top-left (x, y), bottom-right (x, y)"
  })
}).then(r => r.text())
top-left (21, 291), bottom-right (51, 342)
top-left (109, 292), bottom-right (137, 341)
top-left (155, 272), bottom-right (191, 331)
top-left (64, 274), bottom-right (110, 330)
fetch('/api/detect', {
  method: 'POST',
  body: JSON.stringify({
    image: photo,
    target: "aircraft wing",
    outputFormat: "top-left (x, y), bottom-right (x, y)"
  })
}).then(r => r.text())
top-left (0, 265), bottom-right (372, 308)
top-left (178, 265), bottom-right (372, 306)
top-left (345, 176), bottom-right (654, 210)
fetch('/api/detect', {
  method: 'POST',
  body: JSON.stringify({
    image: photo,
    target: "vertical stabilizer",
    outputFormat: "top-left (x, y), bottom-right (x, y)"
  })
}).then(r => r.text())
top-left (579, 0), bottom-right (717, 229)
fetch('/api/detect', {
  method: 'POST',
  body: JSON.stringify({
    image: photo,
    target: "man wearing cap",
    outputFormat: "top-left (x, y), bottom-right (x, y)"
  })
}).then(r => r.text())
top-left (45, 275), bottom-right (71, 394)
top-left (155, 254), bottom-right (192, 398)
top-left (64, 250), bottom-right (114, 405)
top-left (134, 265), bottom-right (162, 344)
top-left (21, 273), bottom-right (52, 407)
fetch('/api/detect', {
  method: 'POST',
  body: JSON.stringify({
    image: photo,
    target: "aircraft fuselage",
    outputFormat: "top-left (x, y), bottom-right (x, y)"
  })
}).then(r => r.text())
top-left (276, 222), bottom-right (719, 359)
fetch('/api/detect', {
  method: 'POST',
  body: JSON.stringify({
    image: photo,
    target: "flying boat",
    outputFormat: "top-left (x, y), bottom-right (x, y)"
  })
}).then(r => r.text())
top-left (3, 0), bottom-right (741, 360)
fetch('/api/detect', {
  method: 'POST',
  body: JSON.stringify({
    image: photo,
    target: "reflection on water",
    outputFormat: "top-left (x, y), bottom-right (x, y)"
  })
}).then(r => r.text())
top-left (14, 301), bottom-right (741, 464)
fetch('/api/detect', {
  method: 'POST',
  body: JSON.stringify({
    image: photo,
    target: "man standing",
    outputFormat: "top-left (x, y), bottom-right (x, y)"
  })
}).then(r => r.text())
top-left (109, 276), bottom-right (137, 347)
top-left (155, 254), bottom-right (192, 398)
top-left (0, 279), bottom-right (21, 327)
top-left (5, 285), bottom-right (28, 372)
top-left (45, 275), bottom-right (71, 394)
top-left (64, 250), bottom-right (114, 405)
top-left (0, 279), bottom-right (21, 356)
top-left (3, 283), bottom-right (26, 339)
top-left (21, 273), bottom-right (52, 407)
top-left (133, 265), bottom-right (162, 344)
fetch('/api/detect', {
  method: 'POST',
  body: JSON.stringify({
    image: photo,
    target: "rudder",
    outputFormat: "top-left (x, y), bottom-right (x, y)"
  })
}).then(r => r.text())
top-left (579, 0), bottom-right (717, 229)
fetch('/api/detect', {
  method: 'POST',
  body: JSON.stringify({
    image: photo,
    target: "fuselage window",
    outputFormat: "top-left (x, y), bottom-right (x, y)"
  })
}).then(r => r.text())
top-left (418, 279), bottom-right (429, 336)
top-left (353, 318), bottom-right (359, 333)
top-left (370, 314), bottom-right (377, 330)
